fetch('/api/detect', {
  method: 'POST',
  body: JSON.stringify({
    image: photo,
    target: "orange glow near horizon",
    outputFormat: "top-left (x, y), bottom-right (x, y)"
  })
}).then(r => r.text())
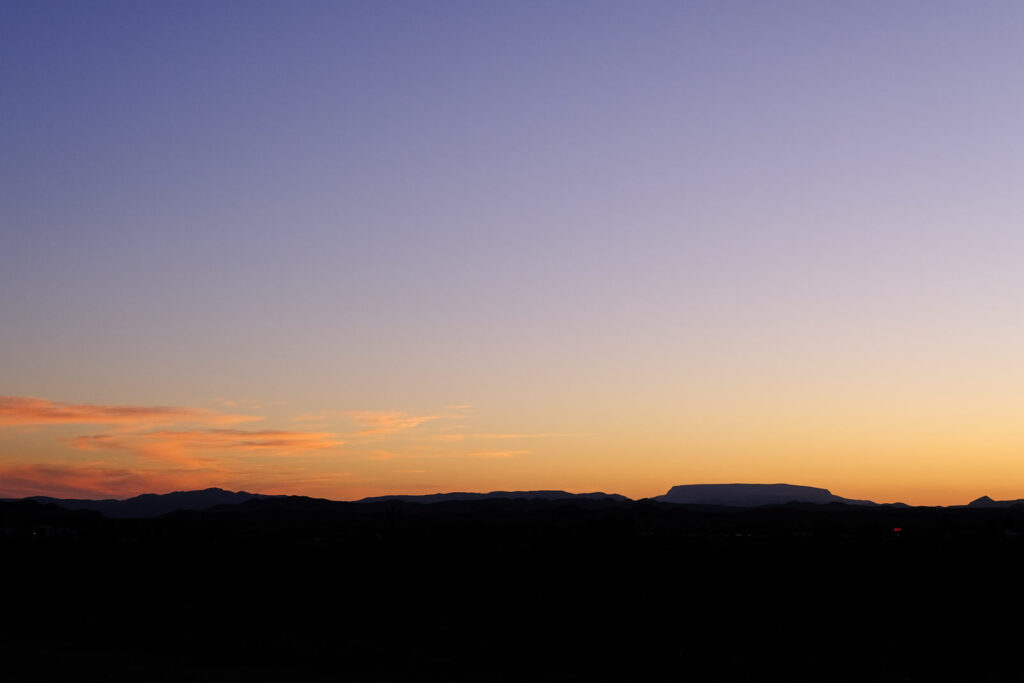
top-left (3, 393), bottom-right (1024, 506)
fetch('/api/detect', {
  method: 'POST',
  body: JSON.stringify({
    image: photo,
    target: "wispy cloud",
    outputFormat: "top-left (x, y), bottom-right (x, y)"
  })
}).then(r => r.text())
top-left (362, 447), bottom-right (530, 461)
top-left (0, 396), bottom-right (258, 427)
top-left (427, 432), bottom-right (579, 443)
top-left (0, 462), bottom-right (359, 500)
top-left (68, 429), bottom-right (344, 463)
top-left (464, 450), bottom-right (531, 459)
top-left (0, 463), bottom-right (222, 499)
top-left (0, 395), bottom-right (565, 498)
top-left (342, 411), bottom-right (441, 435)
top-left (295, 407), bottom-right (473, 437)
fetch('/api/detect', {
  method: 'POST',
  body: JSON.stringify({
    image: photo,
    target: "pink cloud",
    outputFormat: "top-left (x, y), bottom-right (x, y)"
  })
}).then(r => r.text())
top-left (341, 411), bottom-right (445, 436)
top-left (0, 396), bottom-right (258, 427)
top-left (0, 463), bottom-right (223, 499)
top-left (0, 462), bottom-right (362, 500)
top-left (68, 429), bottom-right (344, 463)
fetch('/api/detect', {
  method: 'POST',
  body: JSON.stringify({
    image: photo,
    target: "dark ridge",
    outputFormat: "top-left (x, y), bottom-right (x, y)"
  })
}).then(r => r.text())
top-left (24, 487), bottom-right (272, 518)
top-left (355, 489), bottom-right (629, 504)
top-left (0, 500), bottom-right (104, 525)
top-left (967, 495), bottom-right (1024, 508)
top-left (13, 484), bottom-right (1014, 522)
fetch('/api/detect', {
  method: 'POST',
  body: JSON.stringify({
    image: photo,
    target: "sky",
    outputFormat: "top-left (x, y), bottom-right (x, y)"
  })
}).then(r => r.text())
top-left (2, 1), bottom-right (1024, 505)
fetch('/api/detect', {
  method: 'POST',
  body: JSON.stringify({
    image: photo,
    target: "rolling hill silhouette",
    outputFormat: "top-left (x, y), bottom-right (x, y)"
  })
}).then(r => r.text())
top-left (967, 495), bottom-right (1024, 508)
top-left (8, 482), bottom-right (994, 518)
top-left (24, 487), bottom-right (270, 518)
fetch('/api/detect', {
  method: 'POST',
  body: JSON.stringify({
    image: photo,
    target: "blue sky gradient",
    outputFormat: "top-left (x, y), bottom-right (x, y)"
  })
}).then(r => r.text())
top-left (3, 1), bottom-right (1024, 503)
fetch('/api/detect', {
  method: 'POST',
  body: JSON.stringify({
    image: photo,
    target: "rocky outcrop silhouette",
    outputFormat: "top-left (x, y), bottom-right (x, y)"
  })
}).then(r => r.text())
top-left (967, 495), bottom-right (1024, 508)
top-left (654, 483), bottom-right (877, 507)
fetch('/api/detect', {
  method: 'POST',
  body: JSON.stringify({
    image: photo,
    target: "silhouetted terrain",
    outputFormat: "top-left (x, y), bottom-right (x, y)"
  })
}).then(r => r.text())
top-left (6, 491), bottom-right (1024, 681)
top-left (356, 489), bottom-right (629, 504)
top-left (21, 487), bottom-right (270, 518)
top-left (10, 484), bottom-right (888, 518)
top-left (654, 483), bottom-right (880, 506)
top-left (967, 495), bottom-right (1024, 508)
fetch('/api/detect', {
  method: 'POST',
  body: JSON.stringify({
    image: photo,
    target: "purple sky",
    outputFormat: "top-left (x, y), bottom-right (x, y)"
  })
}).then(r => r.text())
top-left (3, 1), bottom-right (1024, 504)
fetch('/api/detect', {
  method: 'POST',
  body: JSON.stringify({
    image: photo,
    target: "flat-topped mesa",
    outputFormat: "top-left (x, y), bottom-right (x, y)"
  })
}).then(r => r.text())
top-left (654, 483), bottom-right (876, 507)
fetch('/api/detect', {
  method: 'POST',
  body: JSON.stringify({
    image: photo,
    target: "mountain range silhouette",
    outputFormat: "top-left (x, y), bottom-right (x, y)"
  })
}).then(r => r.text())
top-left (12, 481), bottom-right (1013, 517)
top-left (22, 487), bottom-right (270, 518)
top-left (967, 495), bottom-right (1024, 508)
top-left (6, 479), bottom-right (1024, 680)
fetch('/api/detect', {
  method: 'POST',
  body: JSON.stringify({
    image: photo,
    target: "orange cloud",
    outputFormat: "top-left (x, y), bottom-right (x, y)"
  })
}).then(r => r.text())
top-left (427, 432), bottom-right (578, 442)
top-left (0, 396), bottom-right (257, 427)
top-left (295, 406), bottom-right (474, 436)
top-left (342, 411), bottom-right (445, 436)
top-left (0, 462), bottom-right (363, 500)
top-left (465, 450), bottom-right (531, 459)
top-left (68, 429), bottom-right (344, 462)
top-left (0, 463), bottom-right (222, 499)
top-left (360, 447), bottom-right (530, 461)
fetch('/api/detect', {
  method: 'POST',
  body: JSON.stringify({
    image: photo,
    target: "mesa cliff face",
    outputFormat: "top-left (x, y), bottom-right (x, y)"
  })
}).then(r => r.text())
top-left (654, 483), bottom-right (876, 507)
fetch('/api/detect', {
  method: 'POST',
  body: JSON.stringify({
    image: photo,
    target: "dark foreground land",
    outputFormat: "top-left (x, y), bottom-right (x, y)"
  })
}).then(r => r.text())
top-left (4, 496), bottom-right (1024, 681)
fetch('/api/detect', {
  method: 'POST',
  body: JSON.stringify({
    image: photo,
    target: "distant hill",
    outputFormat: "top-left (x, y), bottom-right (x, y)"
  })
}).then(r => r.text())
top-left (967, 495), bottom-right (1024, 508)
top-left (16, 484), bottom-right (914, 517)
top-left (0, 499), bottom-right (104, 525)
top-left (25, 487), bottom-right (271, 518)
top-left (356, 490), bottom-right (630, 504)
top-left (654, 483), bottom-right (877, 507)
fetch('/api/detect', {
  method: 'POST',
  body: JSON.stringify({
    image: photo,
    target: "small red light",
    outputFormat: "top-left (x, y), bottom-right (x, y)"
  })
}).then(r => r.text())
top-left (893, 527), bottom-right (902, 532)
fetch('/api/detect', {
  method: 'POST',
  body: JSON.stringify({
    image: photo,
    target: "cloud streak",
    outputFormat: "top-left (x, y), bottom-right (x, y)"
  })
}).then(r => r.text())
top-left (0, 463), bottom-right (223, 499)
top-left (0, 396), bottom-right (258, 427)
top-left (427, 432), bottom-right (580, 443)
top-left (297, 406), bottom-right (477, 437)
top-left (0, 396), bottom-right (563, 498)
top-left (464, 450), bottom-right (531, 459)
top-left (0, 462), bottom-right (358, 500)
top-left (68, 429), bottom-right (344, 463)
top-left (342, 411), bottom-right (440, 435)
